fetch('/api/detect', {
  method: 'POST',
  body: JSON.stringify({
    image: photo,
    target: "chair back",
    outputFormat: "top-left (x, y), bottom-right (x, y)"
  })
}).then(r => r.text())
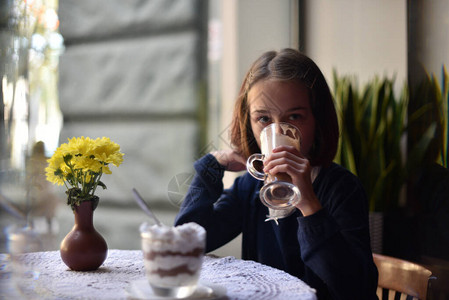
top-left (373, 253), bottom-right (432, 300)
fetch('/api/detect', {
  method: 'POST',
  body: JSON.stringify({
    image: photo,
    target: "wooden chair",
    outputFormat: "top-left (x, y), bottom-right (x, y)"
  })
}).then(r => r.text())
top-left (373, 253), bottom-right (433, 300)
top-left (421, 256), bottom-right (449, 300)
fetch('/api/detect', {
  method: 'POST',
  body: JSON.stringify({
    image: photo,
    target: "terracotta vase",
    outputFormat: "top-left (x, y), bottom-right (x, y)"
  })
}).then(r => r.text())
top-left (60, 200), bottom-right (108, 271)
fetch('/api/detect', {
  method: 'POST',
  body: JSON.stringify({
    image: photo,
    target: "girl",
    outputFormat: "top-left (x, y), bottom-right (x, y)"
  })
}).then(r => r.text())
top-left (175, 48), bottom-right (378, 300)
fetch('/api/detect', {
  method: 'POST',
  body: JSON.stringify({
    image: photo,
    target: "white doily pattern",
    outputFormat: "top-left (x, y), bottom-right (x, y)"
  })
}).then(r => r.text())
top-left (201, 256), bottom-right (316, 300)
top-left (1, 250), bottom-right (145, 300)
top-left (0, 250), bottom-right (316, 300)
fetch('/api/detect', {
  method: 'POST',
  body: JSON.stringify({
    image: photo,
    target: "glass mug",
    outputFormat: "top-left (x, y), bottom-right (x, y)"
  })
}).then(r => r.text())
top-left (247, 122), bottom-right (301, 211)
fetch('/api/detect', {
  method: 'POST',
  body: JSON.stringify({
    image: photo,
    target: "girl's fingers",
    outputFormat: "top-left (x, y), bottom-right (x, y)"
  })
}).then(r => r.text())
top-left (271, 145), bottom-right (301, 156)
top-left (263, 149), bottom-right (313, 187)
top-left (263, 149), bottom-right (306, 171)
top-left (211, 150), bottom-right (247, 172)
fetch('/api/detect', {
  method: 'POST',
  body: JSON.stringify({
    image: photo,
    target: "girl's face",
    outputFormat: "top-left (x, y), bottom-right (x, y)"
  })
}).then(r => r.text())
top-left (248, 79), bottom-right (316, 157)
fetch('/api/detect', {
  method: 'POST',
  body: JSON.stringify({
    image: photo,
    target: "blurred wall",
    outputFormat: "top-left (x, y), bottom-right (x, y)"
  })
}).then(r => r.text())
top-left (408, 0), bottom-right (449, 86)
top-left (57, 0), bottom-right (207, 208)
top-left (303, 0), bottom-right (407, 88)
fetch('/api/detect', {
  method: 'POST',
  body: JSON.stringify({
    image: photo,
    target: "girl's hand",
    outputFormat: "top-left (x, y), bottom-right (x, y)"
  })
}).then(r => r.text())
top-left (211, 150), bottom-right (247, 172)
top-left (263, 145), bottom-right (322, 216)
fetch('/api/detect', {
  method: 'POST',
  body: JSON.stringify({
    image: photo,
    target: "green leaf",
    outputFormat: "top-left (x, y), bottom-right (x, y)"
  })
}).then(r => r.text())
top-left (97, 181), bottom-right (107, 190)
top-left (407, 123), bottom-right (437, 172)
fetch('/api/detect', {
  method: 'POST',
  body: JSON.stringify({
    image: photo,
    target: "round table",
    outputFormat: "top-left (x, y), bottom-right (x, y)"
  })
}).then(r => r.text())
top-left (0, 249), bottom-right (317, 300)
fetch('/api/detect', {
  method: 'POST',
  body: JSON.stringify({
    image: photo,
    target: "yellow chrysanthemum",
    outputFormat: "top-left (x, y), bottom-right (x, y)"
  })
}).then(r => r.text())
top-left (46, 136), bottom-right (124, 207)
top-left (45, 146), bottom-right (69, 185)
top-left (91, 137), bottom-right (124, 166)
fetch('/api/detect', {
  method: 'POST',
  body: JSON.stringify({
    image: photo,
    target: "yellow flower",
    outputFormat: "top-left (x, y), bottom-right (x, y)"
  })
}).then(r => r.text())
top-left (45, 153), bottom-right (66, 185)
top-left (91, 137), bottom-right (124, 167)
top-left (46, 136), bottom-right (124, 209)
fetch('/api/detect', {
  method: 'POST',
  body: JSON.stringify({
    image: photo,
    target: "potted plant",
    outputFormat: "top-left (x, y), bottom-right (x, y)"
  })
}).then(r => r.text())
top-left (332, 71), bottom-right (446, 253)
top-left (45, 136), bottom-right (124, 271)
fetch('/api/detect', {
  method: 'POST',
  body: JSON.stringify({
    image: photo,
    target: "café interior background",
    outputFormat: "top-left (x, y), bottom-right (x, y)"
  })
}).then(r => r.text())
top-left (1, 0), bottom-right (448, 261)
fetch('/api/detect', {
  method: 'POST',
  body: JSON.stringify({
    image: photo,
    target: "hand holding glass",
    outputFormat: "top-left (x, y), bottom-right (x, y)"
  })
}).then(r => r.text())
top-left (247, 122), bottom-right (301, 210)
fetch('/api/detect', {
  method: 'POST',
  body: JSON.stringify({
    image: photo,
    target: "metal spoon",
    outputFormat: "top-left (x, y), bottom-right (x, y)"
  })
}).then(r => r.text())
top-left (132, 188), bottom-right (163, 227)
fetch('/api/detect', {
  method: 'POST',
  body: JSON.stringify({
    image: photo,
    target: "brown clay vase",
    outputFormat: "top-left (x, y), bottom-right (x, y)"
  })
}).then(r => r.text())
top-left (60, 200), bottom-right (108, 271)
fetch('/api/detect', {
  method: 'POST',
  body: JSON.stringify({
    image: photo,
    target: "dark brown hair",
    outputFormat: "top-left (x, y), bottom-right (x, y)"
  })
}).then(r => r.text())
top-left (229, 48), bottom-right (339, 167)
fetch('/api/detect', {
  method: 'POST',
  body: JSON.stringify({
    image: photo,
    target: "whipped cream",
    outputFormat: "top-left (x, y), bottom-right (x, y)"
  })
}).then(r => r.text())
top-left (261, 129), bottom-right (300, 154)
top-left (140, 222), bottom-right (205, 253)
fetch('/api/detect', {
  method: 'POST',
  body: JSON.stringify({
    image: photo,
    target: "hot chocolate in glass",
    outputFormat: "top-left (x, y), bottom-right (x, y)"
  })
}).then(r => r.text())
top-left (247, 122), bottom-right (301, 215)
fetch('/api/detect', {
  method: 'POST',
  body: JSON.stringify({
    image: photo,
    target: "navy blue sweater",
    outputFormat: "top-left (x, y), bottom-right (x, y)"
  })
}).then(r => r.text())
top-left (175, 154), bottom-right (378, 300)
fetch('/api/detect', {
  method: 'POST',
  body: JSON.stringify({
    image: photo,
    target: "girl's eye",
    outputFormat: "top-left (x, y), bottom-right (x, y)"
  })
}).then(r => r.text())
top-left (257, 116), bottom-right (270, 123)
top-left (289, 114), bottom-right (303, 121)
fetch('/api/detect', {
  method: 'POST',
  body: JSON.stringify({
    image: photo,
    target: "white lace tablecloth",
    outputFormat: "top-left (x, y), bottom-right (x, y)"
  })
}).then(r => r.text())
top-left (0, 249), bottom-right (317, 300)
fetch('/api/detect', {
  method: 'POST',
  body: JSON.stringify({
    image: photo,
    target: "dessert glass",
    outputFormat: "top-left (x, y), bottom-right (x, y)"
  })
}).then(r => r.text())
top-left (140, 222), bottom-right (206, 298)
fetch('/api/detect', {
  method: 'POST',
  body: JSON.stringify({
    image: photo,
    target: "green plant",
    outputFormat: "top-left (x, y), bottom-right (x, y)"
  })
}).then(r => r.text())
top-left (408, 68), bottom-right (448, 168)
top-left (333, 72), bottom-right (439, 212)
